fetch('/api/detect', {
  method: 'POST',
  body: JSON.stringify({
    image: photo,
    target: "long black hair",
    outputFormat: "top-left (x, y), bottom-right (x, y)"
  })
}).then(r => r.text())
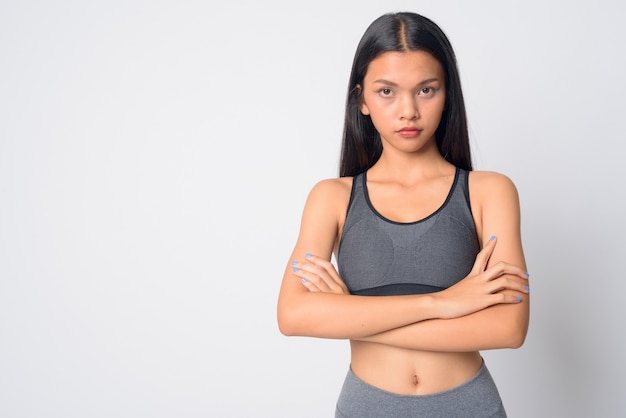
top-left (339, 12), bottom-right (472, 177)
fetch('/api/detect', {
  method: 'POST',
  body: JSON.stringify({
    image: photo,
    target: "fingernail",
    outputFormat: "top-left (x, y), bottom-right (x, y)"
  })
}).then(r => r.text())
top-left (293, 267), bottom-right (299, 273)
top-left (291, 261), bottom-right (297, 265)
top-left (305, 253), bottom-right (312, 258)
top-left (301, 278), bottom-right (307, 283)
top-left (525, 286), bottom-right (530, 292)
top-left (516, 297), bottom-right (523, 302)
top-left (525, 271), bottom-right (530, 278)
top-left (489, 235), bottom-right (496, 241)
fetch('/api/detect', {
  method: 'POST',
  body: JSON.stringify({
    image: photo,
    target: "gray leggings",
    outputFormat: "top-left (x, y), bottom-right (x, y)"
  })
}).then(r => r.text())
top-left (335, 361), bottom-right (507, 418)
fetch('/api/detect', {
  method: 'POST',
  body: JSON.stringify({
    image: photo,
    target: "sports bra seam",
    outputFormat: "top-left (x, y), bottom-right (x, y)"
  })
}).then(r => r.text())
top-left (351, 283), bottom-right (446, 294)
top-left (444, 213), bottom-right (478, 236)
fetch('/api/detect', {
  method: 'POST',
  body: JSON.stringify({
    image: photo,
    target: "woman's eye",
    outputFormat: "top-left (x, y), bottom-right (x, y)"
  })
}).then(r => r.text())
top-left (419, 87), bottom-right (434, 95)
top-left (379, 88), bottom-right (392, 96)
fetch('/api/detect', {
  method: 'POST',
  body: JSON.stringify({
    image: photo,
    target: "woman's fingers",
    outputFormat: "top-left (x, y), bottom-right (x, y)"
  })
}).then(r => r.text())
top-left (491, 292), bottom-right (525, 304)
top-left (299, 277), bottom-right (321, 292)
top-left (483, 261), bottom-right (529, 282)
top-left (436, 236), bottom-right (531, 318)
top-left (469, 236), bottom-right (496, 276)
top-left (471, 237), bottom-right (528, 283)
top-left (290, 262), bottom-right (329, 292)
top-left (307, 254), bottom-right (350, 293)
top-left (486, 274), bottom-right (530, 295)
top-left (291, 253), bottom-right (349, 294)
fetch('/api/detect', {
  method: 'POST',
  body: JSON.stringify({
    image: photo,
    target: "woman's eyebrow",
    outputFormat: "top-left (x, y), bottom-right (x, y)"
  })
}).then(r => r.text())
top-left (372, 78), bottom-right (399, 87)
top-left (371, 77), bottom-right (441, 87)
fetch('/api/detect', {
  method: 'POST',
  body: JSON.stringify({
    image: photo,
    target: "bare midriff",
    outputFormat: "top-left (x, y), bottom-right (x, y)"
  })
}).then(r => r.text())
top-left (349, 340), bottom-right (483, 395)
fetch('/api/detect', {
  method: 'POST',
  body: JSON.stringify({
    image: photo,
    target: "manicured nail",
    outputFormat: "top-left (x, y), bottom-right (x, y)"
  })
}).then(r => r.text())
top-left (489, 235), bottom-right (496, 241)
top-left (525, 286), bottom-right (530, 292)
top-left (525, 271), bottom-right (530, 278)
top-left (291, 261), bottom-right (297, 265)
top-left (305, 253), bottom-right (312, 258)
top-left (516, 297), bottom-right (523, 302)
top-left (293, 267), bottom-right (299, 273)
top-left (301, 278), bottom-right (307, 284)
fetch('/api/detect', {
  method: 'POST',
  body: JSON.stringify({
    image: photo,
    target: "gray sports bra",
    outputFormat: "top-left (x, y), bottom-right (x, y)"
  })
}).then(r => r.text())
top-left (337, 168), bottom-right (480, 296)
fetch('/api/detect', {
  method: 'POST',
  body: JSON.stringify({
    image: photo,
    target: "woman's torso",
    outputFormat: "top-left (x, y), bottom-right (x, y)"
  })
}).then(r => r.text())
top-left (334, 167), bottom-right (483, 395)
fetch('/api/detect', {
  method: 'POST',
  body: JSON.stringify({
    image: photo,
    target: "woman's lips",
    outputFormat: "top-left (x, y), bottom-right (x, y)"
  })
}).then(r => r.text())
top-left (397, 128), bottom-right (421, 138)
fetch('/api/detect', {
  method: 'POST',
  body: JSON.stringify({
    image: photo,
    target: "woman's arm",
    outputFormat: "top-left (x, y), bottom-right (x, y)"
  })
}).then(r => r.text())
top-left (356, 172), bottom-right (530, 351)
top-left (277, 175), bottom-right (528, 340)
top-left (277, 179), bottom-right (440, 339)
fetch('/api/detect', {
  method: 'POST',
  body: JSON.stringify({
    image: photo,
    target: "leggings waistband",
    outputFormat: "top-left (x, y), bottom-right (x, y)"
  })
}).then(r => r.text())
top-left (335, 360), bottom-right (507, 418)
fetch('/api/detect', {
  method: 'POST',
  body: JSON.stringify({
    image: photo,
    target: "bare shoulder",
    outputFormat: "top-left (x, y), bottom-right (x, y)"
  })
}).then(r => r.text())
top-left (468, 170), bottom-right (519, 202)
top-left (302, 176), bottom-right (353, 222)
top-left (468, 171), bottom-right (521, 241)
top-left (306, 176), bottom-right (353, 204)
top-left (297, 177), bottom-right (354, 254)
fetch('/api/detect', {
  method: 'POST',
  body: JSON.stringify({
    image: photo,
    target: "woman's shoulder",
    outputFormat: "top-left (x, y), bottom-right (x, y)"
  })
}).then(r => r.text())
top-left (467, 170), bottom-right (522, 238)
top-left (468, 170), bottom-right (520, 204)
top-left (308, 176), bottom-right (353, 198)
top-left (301, 176), bottom-right (354, 230)
top-left (469, 170), bottom-right (517, 191)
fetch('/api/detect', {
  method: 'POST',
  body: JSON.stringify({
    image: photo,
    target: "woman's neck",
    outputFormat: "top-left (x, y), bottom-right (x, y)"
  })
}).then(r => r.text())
top-left (368, 147), bottom-right (454, 185)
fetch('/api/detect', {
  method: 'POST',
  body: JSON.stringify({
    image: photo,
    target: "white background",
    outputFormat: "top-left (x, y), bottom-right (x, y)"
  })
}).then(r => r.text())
top-left (1, 0), bottom-right (625, 417)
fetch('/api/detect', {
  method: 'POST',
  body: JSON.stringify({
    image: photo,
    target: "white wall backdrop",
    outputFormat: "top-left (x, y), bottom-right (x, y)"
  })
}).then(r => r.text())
top-left (1, 0), bottom-right (624, 417)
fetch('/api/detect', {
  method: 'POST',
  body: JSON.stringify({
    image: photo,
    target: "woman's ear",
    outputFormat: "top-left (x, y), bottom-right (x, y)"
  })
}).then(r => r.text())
top-left (356, 84), bottom-right (370, 115)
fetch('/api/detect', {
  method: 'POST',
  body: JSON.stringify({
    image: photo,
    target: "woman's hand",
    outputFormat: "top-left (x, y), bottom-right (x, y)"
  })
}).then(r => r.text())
top-left (433, 236), bottom-right (529, 319)
top-left (291, 254), bottom-right (350, 295)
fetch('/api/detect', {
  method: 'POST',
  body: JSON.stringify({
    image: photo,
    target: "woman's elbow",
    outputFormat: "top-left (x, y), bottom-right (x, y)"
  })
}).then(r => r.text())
top-left (278, 316), bottom-right (297, 336)
top-left (506, 328), bottom-right (527, 349)
top-left (277, 302), bottom-right (304, 336)
top-left (503, 314), bottom-right (529, 349)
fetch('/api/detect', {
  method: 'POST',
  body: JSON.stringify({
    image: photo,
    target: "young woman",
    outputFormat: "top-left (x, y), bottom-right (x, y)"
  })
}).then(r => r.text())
top-left (277, 12), bottom-right (529, 418)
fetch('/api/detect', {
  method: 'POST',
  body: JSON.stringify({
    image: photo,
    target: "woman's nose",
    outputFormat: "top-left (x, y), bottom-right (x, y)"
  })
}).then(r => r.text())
top-left (399, 95), bottom-right (419, 120)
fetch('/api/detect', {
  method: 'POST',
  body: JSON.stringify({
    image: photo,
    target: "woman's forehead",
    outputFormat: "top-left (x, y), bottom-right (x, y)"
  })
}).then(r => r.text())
top-left (364, 51), bottom-right (444, 84)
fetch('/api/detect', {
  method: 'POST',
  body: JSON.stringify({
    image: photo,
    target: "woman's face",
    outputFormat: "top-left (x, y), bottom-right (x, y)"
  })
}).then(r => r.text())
top-left (359, 50), bottom-right (446, 155)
